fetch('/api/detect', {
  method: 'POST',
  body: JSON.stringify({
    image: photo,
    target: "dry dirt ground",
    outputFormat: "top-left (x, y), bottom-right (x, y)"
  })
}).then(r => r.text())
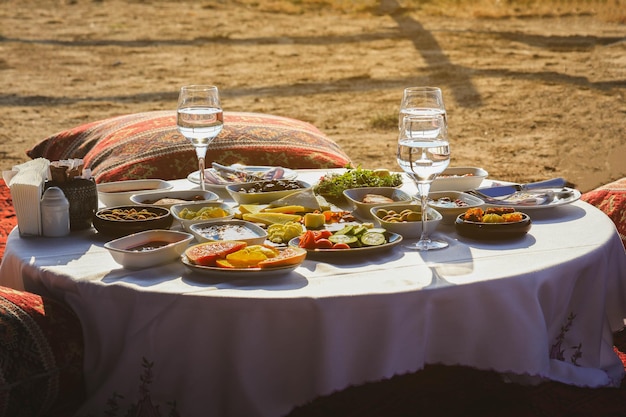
top-left (1, 0), bottom-right (625, 192)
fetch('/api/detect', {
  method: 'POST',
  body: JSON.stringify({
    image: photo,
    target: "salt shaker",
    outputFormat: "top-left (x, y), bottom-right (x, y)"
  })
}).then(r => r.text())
top-left (41, 186), bottom-right (70, 237)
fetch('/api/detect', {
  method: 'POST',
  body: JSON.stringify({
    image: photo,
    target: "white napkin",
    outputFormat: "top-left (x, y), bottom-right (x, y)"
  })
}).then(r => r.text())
top-left (3, 158), bottom-right (50, 236)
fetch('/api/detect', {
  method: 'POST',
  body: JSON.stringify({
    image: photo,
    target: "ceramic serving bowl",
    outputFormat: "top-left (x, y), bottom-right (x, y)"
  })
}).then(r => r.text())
top-left (189, 220), bottom-right (268, 245)
top-left (370, 203), bottom-right (442, 239)
top-left (104, 230), bottom-right (194, 269)
top-left (226, 179), bottom-right (311, 205)
top-left (342, 187), bottom-right (413, 219)
top-left (93, 205), bottom-right (173, 238)
top-left (129, 189), bottom-right (220, 208)
top-left (97, 179), bottom-right (173, 207)
top-left (428, 191), bottom-right (485, 225)
top-left (430, 167), bottom-right (488, 192)
top-left (455, 212), bottom-right (532, 240)
top-left (170, 201), bottom-right (235, 231)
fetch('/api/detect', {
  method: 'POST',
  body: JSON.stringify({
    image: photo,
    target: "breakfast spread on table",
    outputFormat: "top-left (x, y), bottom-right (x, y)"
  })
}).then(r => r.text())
top-left (2, 158), bottom-right (585, 274)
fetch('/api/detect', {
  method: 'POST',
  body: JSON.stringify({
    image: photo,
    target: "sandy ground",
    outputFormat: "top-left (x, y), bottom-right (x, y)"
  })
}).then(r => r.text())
top-left (1, 0), bottom-right (625, 192)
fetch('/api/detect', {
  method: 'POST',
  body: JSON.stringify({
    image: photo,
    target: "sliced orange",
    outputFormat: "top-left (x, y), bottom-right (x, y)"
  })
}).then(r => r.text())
top-left (226, 245), bottom-right (279, 268)
top-left (258, 247), bottom-right (307, 268)
top-left (215, 259), bottom-right (236, 268)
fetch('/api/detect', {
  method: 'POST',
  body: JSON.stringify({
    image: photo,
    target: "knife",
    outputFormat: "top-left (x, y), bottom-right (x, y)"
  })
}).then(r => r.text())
top-left (473, 177), bottom-right (567, 198)
top-left (211, 162), bottom-right (259, 182)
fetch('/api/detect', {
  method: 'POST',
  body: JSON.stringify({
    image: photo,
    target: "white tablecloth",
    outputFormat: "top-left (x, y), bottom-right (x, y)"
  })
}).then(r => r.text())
top-left (1, 170), bottom-right (625, 417)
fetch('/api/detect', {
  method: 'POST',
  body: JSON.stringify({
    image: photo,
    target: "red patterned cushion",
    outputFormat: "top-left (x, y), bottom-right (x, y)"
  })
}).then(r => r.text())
top-left (581, 177), bottom-right (626, 249)
top-left (0, 286), bottom-right (84, 417)
top-left (27, 111), bottom-right (352, 183)
top-left (0, 180), bottom-right (16, 262)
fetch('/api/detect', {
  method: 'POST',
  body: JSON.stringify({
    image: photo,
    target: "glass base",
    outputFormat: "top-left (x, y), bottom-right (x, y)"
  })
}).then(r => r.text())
top-left (404, 238), bottom-right (448, 251)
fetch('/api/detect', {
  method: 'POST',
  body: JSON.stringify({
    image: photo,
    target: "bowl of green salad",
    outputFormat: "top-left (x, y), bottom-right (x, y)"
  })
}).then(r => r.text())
top-left (313, 167), bottom-right (404, 201)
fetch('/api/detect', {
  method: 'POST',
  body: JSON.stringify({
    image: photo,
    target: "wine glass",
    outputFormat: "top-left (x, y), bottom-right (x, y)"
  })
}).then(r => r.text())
top-left (398, 86), bottom-right (447, 130)
top-left (397, 113), bottom-right (450, 250)
top-left (177, 85), bottom-right (224, 191)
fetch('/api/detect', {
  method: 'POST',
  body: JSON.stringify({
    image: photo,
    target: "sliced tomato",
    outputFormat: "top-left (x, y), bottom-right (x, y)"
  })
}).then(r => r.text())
top-left (258, 247), bottom-right (307, 268)
top-left (331, 242), bottom-right (351, 250)
top-left (313, 229), bottom-right (332, 240)
top-left (298, 230), bottom-right (317, 249)
top-left (185, 241), bottom-right (247, 266)
top-left (314, 238), bottom-right (333, 249)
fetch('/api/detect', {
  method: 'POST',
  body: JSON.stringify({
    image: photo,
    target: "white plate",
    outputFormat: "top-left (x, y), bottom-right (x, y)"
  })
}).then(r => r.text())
top-left (483, 187), bottom-right (581, 210)
top-left (430, 167), bottom-right (488, 192)
top-left (187, 166), bottom-right (298, 187)
top-left (180, 254), bottom-right (300, 278)
top-left (97, 179), bottom-right (173, 207)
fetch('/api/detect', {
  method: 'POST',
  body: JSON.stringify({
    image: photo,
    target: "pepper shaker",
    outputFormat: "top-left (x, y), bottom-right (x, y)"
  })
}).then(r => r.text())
top-left (41, 186), bottom-right (70, 237)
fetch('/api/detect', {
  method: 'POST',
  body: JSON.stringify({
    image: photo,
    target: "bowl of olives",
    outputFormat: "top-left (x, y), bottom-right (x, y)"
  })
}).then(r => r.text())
top-left (370, 203), bottom-right (442, 238)
top-left (226, 179), bottom-right (311, 205)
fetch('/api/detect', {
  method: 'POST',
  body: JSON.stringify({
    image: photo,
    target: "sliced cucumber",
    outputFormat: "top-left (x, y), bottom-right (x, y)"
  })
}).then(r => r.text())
top-left (333, 225), bottom-right (355, 235)
top-left (328, 234), bottom-right (358, 245)
top-left (359, 232), bottom-right (387, 246)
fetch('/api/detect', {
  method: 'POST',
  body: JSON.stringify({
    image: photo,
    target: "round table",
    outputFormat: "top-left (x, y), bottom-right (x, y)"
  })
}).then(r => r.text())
top-left (1, 170), bottom-right (625, 417)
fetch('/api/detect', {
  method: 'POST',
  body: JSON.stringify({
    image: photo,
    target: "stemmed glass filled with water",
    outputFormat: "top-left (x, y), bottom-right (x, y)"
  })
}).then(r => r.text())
top-left (177, 85), bottom-right (224, 191)
top-left (399, 86), bottom-right (447, 130)
top-left (397, 113), bottom-right (450, 250)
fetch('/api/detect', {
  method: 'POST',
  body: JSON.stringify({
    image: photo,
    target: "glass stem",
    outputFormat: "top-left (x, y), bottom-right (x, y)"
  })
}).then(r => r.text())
top-left (198, 157), bottom-right (206, 191)
top-left (196, 146), bottom-right (208, 192)
top-left (418, 182), bottom-right (431, 242)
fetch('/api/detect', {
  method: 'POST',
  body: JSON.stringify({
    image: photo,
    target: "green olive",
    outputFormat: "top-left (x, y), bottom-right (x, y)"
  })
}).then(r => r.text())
top-left (375, 209), bottom-right (389, 218)
top-left (406, 212), bottom-right (422, 222)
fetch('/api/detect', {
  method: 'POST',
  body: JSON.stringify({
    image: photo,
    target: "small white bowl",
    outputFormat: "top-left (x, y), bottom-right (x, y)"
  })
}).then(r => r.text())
top-left (343, 187), bottom-right (413, 219)
top-left (97, 179), bottom-right (173, 207)
top-left (189, 220), bottom-right (268, 245)
top-left (226, 180), bottom-right (311, 205)
top-left (170, 201), bottom-right (235, 231)
top-left (430, 167), bottom-right (488, 192)
top-left (428, 191), bottom-right (485, 225)
top-left (370, 203), bottom-right (442, 239)
top-left (129, 189), bottom-right (220, 208)
top-left (104, 229), bottom-right (194, 269)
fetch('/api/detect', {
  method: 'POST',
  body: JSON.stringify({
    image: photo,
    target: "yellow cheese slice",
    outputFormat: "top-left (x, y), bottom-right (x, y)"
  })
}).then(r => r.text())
top-left (242, 213), bottom-right (302, 226)
top-left (262, 205), bottom-right (306, 213)
top-left (239, 204), bottom-right (269, 214)
top-left (268, 190), bottom-right (321, 212)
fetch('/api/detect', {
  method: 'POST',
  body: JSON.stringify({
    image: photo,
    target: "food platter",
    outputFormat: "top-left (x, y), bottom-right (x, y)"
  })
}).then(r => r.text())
top-left (187, 166), bottom-right (298, 187)
top-left (481, 187), bottom-right (581, 210)
top-left (180, 254), bottom-right (301, 278)
top-left (288, 232), bottom-right (403, 259)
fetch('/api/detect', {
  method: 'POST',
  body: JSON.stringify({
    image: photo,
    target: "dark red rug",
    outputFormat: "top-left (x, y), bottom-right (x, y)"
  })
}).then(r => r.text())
top-left (1, 180), bottom-right (625, 417)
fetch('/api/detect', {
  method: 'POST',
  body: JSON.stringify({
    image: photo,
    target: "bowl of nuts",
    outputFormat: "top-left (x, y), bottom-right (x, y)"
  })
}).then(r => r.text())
top-left (370, 203), bottom-right (442, 238)
top-left (226, 179), bottom-right (311, 205)
top-left (93, 205), bottom-right (173, 238)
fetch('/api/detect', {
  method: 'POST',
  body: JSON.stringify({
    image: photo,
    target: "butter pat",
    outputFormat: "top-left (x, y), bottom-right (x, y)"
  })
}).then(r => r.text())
top-left (303, 213), bottom-right (325, 229)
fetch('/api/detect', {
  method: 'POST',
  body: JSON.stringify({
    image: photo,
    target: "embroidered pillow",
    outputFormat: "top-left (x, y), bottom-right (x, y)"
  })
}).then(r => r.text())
top-left (581, 177), bottom-right (626, 249)
top-left (0, 286), bottom-right (84, 417)
top-left (27, 111), bottom-right (351, 183)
